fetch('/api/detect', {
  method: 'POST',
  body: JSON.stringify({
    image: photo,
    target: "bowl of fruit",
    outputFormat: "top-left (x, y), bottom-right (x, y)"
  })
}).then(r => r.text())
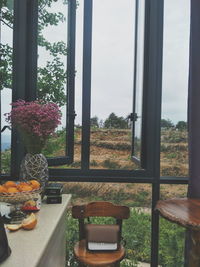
top-left (0, 180), bottom-right (42, 224)
top-left (0, 180), bottom-right (41, 204)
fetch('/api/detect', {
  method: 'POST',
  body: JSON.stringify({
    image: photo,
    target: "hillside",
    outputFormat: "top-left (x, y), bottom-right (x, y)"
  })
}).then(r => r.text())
top-left (1, 128), bottom-right (188, 205)
top-left (49, 128), bottom-right (188, 205)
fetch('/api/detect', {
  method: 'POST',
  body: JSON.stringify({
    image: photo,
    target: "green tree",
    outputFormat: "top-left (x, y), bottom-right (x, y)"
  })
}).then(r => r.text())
top-left (90, 116), bottom-right (99, 128)
top-left (161, 119), bottom-right (174, 129)
top-left (0, 0), bottom-right (68, 106)
top-left (104, 113), bottom-right (128, 129)
top-left (176, 121), bottom-right (187, 131)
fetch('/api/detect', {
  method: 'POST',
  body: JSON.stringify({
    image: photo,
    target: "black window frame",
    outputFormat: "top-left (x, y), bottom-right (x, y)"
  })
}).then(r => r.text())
top-left (131, 0), bottom-right (146, 168)
top-left (47, 0), bottom-right (76, 166)
top-left (49, 0), bottom-right (162, 181)
top-left (2, 0), bottom-right (76, 174)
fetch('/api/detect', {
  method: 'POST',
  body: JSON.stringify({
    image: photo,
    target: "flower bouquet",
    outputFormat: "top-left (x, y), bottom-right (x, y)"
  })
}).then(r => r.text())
top-left (5, 100), bottom-right (61, 154)
top-left (5, 100), bottom-right (62, 189)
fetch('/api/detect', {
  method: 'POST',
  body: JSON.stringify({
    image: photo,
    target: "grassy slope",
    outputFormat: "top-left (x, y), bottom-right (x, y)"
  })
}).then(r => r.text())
top-left (45, 128), bottom-right (188, 206)
top-left (1, 128), bottom-right (188, 205)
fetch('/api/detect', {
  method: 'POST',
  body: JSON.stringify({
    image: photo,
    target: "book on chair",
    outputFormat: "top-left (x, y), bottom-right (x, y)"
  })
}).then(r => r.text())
top-left (85, 224), bottom-right (120, 251)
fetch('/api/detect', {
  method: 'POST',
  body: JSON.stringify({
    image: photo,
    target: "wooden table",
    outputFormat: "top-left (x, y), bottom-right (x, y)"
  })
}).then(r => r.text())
top-left (156, 198), bottom-right (200, 267)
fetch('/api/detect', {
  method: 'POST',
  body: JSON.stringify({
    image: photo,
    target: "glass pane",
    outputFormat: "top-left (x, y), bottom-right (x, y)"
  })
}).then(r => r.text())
top-left (37, 0), bottom-right (67, 159)
top-left (132, 0), bottom-right (145, 161)
top-left (89, 0), bottom-right (138, 170)
top-left (65, 182), bottom-right (152, 266)
top-left (160, 0), bottom-right (190, 177)
top-left (0, 0), bottom-right (13, 174)
top-left (159, 184), bottom-right (187, 266)
top-left (68, 0), bottom-right (84, 169)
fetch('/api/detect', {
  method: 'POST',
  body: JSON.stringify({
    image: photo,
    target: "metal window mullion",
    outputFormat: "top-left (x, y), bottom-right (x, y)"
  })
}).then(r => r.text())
top-left (131, 0), bottom-right (139, 157)
top-left (0, 8), bottom-right (2, 176)
top-left (146, 0), bottom-right (164, 266)
top-left (140, 1), bottom-right (150, 170)
top-left (11, 0), bottom-right (28, 178)
top-left (25, 0), bottom-right (38, 101)
top-left (66, 0), bottom-right (76, 164)
top-left (81, 0), bottom-right (93, 170)
top-left (11, 0), bottom-right (38, 178)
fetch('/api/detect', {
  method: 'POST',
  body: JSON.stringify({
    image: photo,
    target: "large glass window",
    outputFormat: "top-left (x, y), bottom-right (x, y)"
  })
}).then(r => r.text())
top-left (89, 0), bottom-right (135, 171)
top-left (0, 0), bottom-right (192, 266)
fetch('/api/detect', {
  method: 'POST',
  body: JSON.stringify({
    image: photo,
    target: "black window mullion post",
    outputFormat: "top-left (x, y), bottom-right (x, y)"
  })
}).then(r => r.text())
top-left (131, 0), bottom-right (139, 158)
top-left (147, 0), bottom-right (164, 266)
top-left (66, 0), bottom-right (76, 164)
top-left (81, 0), bottom-right (93, 170)
top-left (25, 0), bottom-right (38, 101)
top-left (11, 0), bottom-right (38, 178)
top-left (0, 9), bottom-right (2, 176)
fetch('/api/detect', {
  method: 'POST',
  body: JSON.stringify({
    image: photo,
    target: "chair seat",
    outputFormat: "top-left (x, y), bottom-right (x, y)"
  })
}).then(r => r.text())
top-left (74, 239), bottom-right (125, 266)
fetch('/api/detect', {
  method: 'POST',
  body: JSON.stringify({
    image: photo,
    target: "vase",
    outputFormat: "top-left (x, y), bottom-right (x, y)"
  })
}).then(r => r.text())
top-left (20, 153), bottom-right (49, 190)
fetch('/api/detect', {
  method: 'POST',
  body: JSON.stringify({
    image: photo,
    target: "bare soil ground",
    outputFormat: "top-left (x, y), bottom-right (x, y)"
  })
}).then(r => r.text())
top-left (60, 128), bottom-right (188, 205)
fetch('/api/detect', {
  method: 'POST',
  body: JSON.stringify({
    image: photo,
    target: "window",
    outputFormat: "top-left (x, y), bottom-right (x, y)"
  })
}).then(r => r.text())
top-left (1, 1), bottom-right (190, 266)
top-left (37, 0), bottom-right (76, 166)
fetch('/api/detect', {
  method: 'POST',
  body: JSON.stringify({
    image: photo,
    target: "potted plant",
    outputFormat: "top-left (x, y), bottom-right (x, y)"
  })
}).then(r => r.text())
top-left (5, 99), bottom-right (62, 188)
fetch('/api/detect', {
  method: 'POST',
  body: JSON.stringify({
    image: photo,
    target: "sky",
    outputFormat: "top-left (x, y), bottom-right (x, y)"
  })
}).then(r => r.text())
top-left (1, 0), bottom-right (190, 132)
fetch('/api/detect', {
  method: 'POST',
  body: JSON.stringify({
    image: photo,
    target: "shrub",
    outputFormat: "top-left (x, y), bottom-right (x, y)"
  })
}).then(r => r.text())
top-left (102, 159), bottom-right (121, 169)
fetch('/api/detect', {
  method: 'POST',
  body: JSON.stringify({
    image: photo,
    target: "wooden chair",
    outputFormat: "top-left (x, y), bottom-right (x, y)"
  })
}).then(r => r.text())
top-left (72, 201), bottom-right (130, 267)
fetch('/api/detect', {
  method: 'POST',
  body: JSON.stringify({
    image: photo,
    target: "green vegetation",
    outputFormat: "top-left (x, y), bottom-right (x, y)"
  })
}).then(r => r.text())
top-left (161, 119), bottom-right (174, 129)
top-left (176, 121), bottom-right (187, 131)
top-left (1, 0), bottom-right (67, 106)
top-left (104, 113), bottom-right (129, 129)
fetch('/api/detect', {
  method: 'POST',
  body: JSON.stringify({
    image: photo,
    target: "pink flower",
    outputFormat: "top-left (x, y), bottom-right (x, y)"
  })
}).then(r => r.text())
top-left (5, 100), bottom-right (62, 141)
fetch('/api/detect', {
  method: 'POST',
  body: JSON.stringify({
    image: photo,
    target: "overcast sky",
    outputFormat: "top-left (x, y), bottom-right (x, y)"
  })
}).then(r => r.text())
top-left (1, 0), bottom-right (190, 131)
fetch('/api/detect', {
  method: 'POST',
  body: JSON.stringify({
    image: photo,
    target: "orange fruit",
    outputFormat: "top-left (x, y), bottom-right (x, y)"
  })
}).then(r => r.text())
top-left (17, 183), bottom-right (24, 190)
top-left (17, 182), bottom-right (27, 190)
top-left (22, 213), bottom-right (37, 230)
top-left (7, 224), bottom-right (22, 231)
top-left (29, 180), bottom-right (40, 190)
top-left (0, 185), bottom-right (8, 193)
top-left (7, 187), bottom-right (19, 194)
top-left (19, 185), bottom-right (33, 192)
top-left (4, 181), bottom-right (17, 188)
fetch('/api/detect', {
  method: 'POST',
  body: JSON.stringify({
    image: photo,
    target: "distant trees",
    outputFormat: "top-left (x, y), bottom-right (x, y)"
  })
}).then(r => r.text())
top-left (161, 119), bottom-right (187, 131)
top-left (90, 115), bottom-right (187, 131)
top-left (161, 119), bottom-right (174, 129)
top-left (176, 121), bottom-right (187, 131)
top-left (90, 116), bottom-right (99, 128)
top-left (104, 113), bottom-right (129, 129)
top-left (90, 113), bottom-right (129, 129)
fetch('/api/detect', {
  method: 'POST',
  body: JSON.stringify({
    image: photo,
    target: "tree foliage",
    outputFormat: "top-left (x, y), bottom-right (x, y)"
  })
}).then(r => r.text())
top-left (176, 121), bottom-right (187, 131)
top-left (104, 113), bottom-right (129, 129)
top-left (0, 0), bottom-right (68, 106)
top-left (161, 119), bottom-right (174, 129)
top-left (90, 116), bottom-right (99, 128)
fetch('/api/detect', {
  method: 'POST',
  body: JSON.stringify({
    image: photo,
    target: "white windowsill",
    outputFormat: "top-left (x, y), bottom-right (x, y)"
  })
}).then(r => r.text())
top-left (2, 194), bottom-right (71, 267)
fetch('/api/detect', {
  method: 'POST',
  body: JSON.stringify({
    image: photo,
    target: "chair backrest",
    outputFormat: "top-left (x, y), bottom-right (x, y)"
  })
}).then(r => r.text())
top-left (72, 201), bottom-right (130, 241)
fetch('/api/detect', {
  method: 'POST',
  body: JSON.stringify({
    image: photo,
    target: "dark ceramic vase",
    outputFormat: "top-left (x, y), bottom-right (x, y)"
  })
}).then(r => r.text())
top-left (0, 213), bottom-right (11, 263)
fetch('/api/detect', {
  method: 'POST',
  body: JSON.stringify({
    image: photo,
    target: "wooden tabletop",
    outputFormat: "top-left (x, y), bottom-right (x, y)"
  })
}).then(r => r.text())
top-left (155, 198), bottom-right (200, 230)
